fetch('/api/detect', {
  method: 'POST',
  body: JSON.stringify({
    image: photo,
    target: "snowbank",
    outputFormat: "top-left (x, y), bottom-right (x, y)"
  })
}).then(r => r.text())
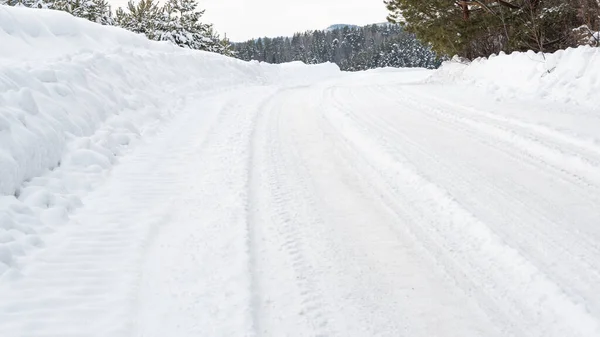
top-left (0, 6), bottom-right (172, 61)
top-left (432, 46), bottom-right (600, 107)
top-left (0, 6), bottom-right (339, 279)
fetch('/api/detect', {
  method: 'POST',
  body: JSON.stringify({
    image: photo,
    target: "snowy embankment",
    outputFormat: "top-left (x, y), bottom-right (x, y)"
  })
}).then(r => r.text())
top-left (2, 6), bottom-right (600, 337)
top-left (0, 6), bottom-right (339, 279)
top-left (433, 47), bottom-right (600, 107)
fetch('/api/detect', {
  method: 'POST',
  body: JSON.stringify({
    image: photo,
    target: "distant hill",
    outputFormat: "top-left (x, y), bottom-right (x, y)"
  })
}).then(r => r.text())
top-left (325, 24), bottom-right (359, 31)
top-left (326, 23), bottom-right (390, 31)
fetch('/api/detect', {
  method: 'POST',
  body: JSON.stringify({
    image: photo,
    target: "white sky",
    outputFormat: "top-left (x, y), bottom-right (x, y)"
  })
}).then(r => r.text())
top-left (109, 0), bottom-right (389, 42)
top-left (202, 0), bottom-right (389, 41)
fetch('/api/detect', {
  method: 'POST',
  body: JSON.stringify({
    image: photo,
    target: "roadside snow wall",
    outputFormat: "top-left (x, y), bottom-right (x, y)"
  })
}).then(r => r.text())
top-left (0, 6), bottom-right (339, 197)
top-left (0, 5), bottom-right (339, 278)
top-left (432, 46), bottom-right (600, 107)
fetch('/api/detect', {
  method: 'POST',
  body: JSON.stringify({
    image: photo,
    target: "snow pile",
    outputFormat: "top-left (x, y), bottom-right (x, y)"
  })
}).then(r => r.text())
top-left (260, 61), bottom-right (341, 86)
top-left (0, 7), bottom-right (170, 61)
top-left (0, 6), bottom-right (339, 279)
top-left (433, 46), bottom-right (600, 107)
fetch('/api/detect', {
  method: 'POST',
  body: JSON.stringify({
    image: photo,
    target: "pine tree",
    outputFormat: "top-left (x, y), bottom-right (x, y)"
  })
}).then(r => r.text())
top-left (1, 0), bottom-right (49, 8)
top-left (2, 0), bottom-right (112, 24)
top-left (89, 0), bottom-right (114, 25)
top-left (217, 34), bottom-right (236, 57)
top-left (115, 0), bottom-right (162, 38)
top-left (159, 0), bottom-right (213, 50)
top-left (2, 0), bottom-right (233, 55)
top-left (52, 0), bottom-right (113, 25)
top-left (384, 0), bottom-right (600, 58)
top-left (115, 0), bottom-right (232, 55)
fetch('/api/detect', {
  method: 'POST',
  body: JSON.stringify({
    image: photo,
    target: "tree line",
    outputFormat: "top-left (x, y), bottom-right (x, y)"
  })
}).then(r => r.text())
top-left (234, 24), bottom-right (442, 71)
top-left (384, 0), bottom-right (600, 59)
top-left (1, 0), bottom-right (234, 55)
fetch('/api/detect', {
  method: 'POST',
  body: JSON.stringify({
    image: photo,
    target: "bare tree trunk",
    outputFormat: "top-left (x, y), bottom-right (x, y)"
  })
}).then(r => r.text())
top-left (460, 1), bottom-right (471, 20)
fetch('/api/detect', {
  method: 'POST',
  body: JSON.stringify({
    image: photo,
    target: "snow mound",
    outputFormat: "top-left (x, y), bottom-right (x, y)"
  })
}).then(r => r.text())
top-left (432, 46), bottom-right (600, 107)
top-left (0, 6), bottom-right (172, 61)
top-left (0, 6), bottom-right (340, 280)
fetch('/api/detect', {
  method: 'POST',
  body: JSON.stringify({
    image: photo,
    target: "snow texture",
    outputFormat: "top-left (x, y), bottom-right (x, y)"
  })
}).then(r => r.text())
top-left (433, 47), bottom-right (600, 108)
top-left (1, 5), bottom-right (600, 337)
top-left (0, 5), bottom-right (339, 281)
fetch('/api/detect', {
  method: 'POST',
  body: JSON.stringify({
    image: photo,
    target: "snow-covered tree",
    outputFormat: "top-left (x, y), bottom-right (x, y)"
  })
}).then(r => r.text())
top-left (115, 0), bottom-right (232, 55)
top-left (233, 24), bottom-right (441, 71)
top-left (52, 0), bottom-right (114, 25)
top-left (158, 0), bottom-right (214, 50)
top-left (115, 0), bottom-right (162, 37)
top-left (1, 0), bottom-right (113, 24)
top-left (1, 0), bottom-right (49, 8)
top-left (2, 0), bottom-right (233, 54)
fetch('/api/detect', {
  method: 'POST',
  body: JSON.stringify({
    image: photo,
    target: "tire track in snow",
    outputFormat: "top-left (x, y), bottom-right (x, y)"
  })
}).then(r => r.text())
top-left (322, 84), bottom-right (600, 337)
top-left (334, 84), bottom-right (600, 268)
top-left (132, 88), bottom-right (280, 337)
top-left (245, 88), bottom-right (335, 337)
top-left (0, 88), bottom-right (273, 337)
top-left (365, 84), bottom-right (600, 199)
top-left (244, 89), bottom-right (284, 336)
top-left (402, 86), bottom-right (600, 162)
top-left (267, 108), bottom-right (333, 337)
top-left (375, 90), bottom-right (600, 326)
top-left (348, 84), bottom-right (600, 301)
top-left (275, 84), bottom-right (502, 336)
top-left (394, 87), bottom-right (600, 192)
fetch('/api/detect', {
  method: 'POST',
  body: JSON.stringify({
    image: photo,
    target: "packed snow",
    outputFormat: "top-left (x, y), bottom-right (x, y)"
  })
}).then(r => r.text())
top-left (1, 5), bottom-right (600, 337)
top-left (0, 5), bottom-right (339, 280)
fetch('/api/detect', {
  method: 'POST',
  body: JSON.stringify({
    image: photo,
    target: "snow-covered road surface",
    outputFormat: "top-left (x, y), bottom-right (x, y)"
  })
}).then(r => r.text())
top-left (2, 67), bottom-right (600, 337)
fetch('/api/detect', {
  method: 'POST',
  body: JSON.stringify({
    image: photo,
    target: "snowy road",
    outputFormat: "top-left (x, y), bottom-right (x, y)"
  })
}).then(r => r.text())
top-left (1, 69), bottom-right (600, 337)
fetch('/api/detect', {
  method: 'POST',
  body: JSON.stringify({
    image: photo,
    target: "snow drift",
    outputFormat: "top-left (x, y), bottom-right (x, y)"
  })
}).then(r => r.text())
top-left (0, 5), bottom-right (339, 279)
top-left (433, 46), bottom-right (600, 107)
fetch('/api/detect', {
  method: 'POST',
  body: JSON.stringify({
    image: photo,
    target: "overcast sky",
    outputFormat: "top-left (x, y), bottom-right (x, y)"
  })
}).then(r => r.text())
top-left (107, 0), bottom-right (388, 41)
top-left (105, 0), bottom-right (387, 42)
top-left (201, 0), bottom-right (388, 41)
